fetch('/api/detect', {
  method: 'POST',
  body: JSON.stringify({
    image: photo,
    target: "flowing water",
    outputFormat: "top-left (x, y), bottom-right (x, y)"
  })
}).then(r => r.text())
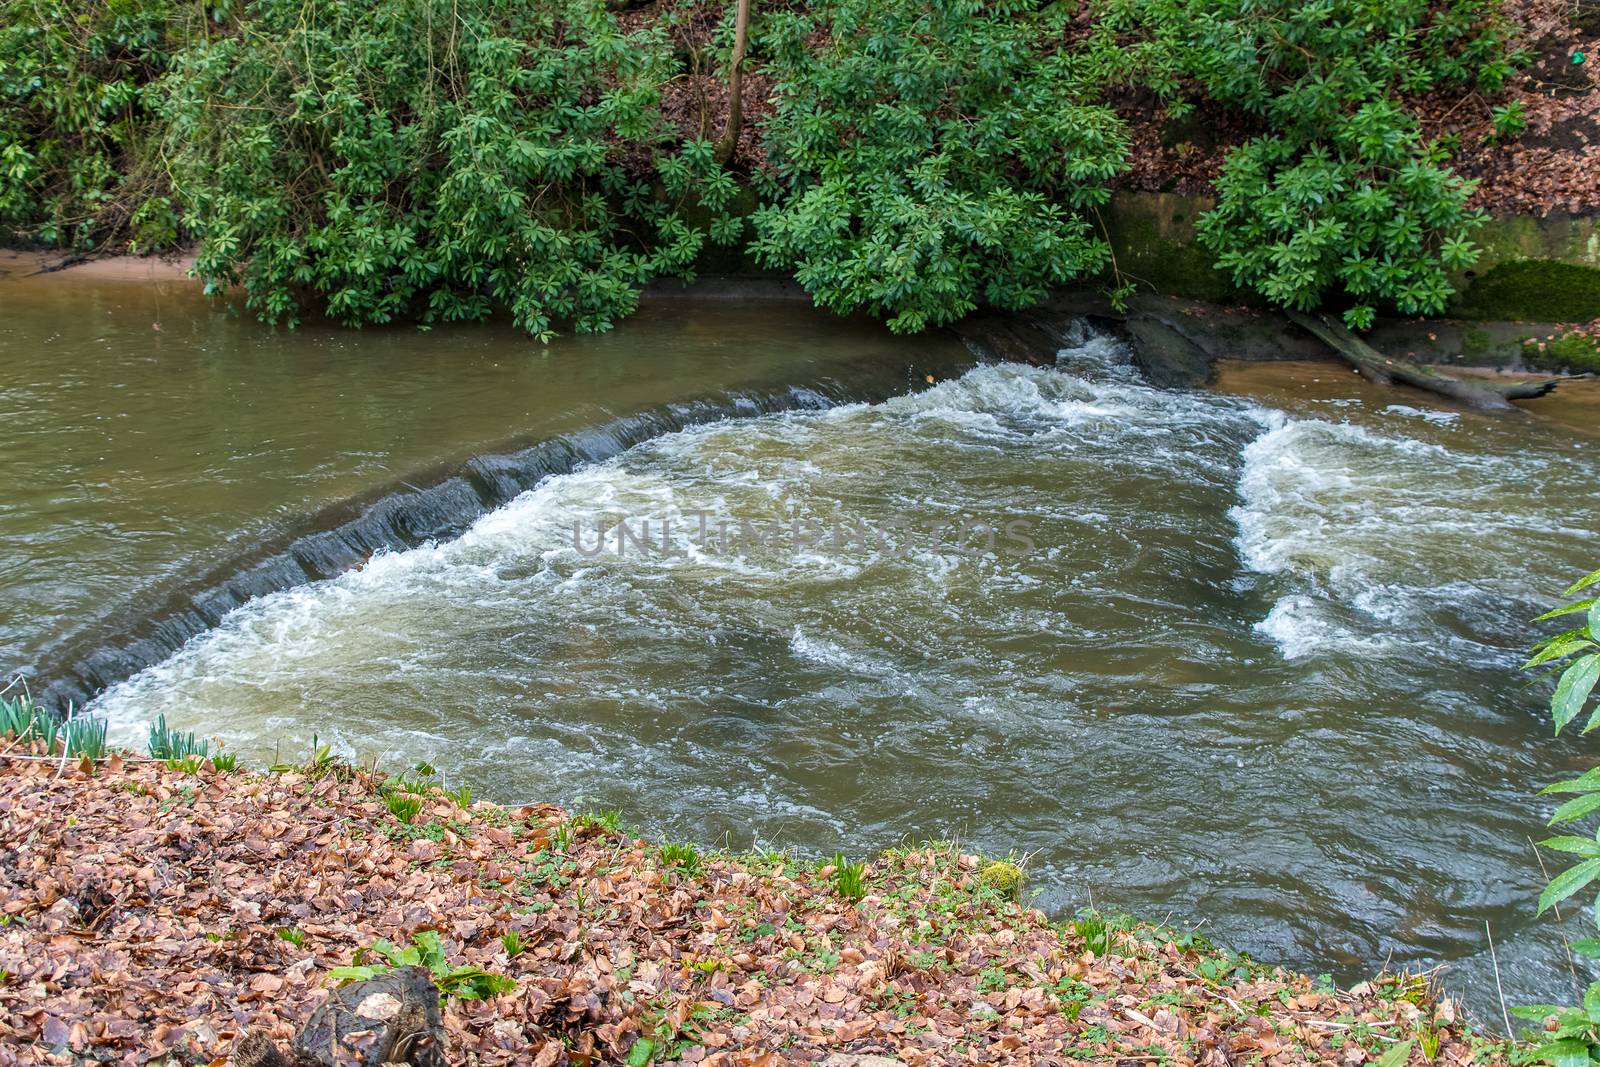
top-left (6, 261), bottom-right (1600, 1019)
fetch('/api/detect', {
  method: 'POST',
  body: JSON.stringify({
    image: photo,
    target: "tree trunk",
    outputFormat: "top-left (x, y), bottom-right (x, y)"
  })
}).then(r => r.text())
top-left (1284, 309), bottom-right (1558, 413)
top-left (714, 0), bottom-right (750, 166)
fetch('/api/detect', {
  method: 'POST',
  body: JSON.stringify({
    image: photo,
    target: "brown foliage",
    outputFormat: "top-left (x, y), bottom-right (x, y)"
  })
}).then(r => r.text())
top-left (0, 756), bottom-right (1506, 1065)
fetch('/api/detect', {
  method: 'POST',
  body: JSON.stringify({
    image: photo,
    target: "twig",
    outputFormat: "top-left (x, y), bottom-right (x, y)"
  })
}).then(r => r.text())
top-left (1529, 833), bottom-right (1583, 992)
top-left (1486, 921), bottom-right (1514, 1038)
top-left (0, 751), bottom-right (153, 764)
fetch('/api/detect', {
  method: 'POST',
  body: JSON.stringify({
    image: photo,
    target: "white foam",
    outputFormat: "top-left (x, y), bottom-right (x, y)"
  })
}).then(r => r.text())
top-left (1384, 404), bottom-right (1460, 425)
top-left (1255, 595), bottom-right (1395, 660)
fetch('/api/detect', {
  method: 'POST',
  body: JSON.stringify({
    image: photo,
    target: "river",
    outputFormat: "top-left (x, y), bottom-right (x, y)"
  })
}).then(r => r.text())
top-left (4, 258), bottom-right (1599, 1019)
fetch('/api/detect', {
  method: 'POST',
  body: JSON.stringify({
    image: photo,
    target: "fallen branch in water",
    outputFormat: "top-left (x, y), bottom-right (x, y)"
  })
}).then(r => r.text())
top-left (1285, 309), bottom-right (1560, 412)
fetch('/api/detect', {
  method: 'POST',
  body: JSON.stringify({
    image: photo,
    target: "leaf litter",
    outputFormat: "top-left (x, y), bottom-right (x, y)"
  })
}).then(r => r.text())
top-left (0, 754), bottom-right (1514, 1065)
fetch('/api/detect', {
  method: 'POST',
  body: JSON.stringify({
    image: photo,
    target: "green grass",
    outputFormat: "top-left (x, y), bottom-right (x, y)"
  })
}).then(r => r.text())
top-left (658, 841), bottom-right (701, 875)
top-left (384, 792), bottom-right (424, 825)
top-left (1, 690), bottom-right (111, 760)
top-left (830, 853), bottom-right (867, 902)
top-left (147, 714), bottom-right (207, 761)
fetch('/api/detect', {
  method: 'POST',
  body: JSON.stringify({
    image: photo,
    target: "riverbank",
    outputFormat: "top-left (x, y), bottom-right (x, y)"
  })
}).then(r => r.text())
top-left (0, 752), bottom-right (1510, 1066)
top-left (6, 247), bottom-right (1597, 380)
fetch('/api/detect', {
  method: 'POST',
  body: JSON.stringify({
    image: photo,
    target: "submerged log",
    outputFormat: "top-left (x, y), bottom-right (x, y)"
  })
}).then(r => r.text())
top-left (1285, 309), bottom-right (1559, 412)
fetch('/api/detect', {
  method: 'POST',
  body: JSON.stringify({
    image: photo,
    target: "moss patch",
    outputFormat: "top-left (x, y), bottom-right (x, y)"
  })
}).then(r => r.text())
top-left (1524, 332), bottom-right (1600, 374)
top-left (977, 858), bottom-right (1026, 899)
top-left (1099, 194), bottom-right (1252, 304)
top-left (1455, 260), bottom-right (1600, 321)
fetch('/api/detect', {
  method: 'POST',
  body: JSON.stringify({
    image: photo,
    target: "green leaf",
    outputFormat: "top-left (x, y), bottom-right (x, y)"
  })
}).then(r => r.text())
top-left (1543, 768), bottom-right (1600, 795)
top-left (1542, 835), bottom-right (1600, 855)
top-left (1550, 794), bottom-right (1600, 826)
top-left (1525, 632), bottom-right (1595, 670)
top-left (1530, 1037), bottom-right (1594, 1067)
top-left (1539, 858), bottom-right (1600, 916)
top-left (1565, 570), bottom-right (1600, 598)
top-left (1584, 982), bottom-right (1600, 1023)
top-left (1513, 1004), bottom-right (1566, 1020)
top-left (1570, 939), bottom-right (1600, 960)
top-left (1555, 655), bottom-right (1600, 732)
top-left (328, 965), bottom-right (384, 984)
top-left (1374, 1040), bottom-right (1413, 1067)
top-left (1538, 598), bottom-right (1599, 623)
top-left (627, 1038), bottom-right (657, 1066)
top-left (412, 931), bottom-right (446, 967)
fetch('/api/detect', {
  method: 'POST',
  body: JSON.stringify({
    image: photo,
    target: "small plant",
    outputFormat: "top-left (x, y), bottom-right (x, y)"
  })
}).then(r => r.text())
top-left (305, 737), bottom-right (337, 776)
top-left (500, 930), bottom-right (524, 958)
top-left (1528, 569), bottom-right (1600, 921)
top-left (148, 714), bottom-right (208, 762)
top-left (385, 792), bottom-right (424, 825)
top-left (1522, 567), bottom-right (1600, 1064)
top-left (277, 927), bottom-right (306, 948)
top-left (0, 689), bottom-right (61, 747)
top-left (1417, 1020), bottom-right (1441, 1060)
top-left (1073, 913), bottom-right (1111, 956)
top-left (573, 808), bottom-right (623, 834)
top-left (165, 755), bottom-right (204, 774)
top-left (210, 752), bottom-right (239, 773)
top-left (444, 784), bottom-right (473, 810)
top-left (1489, 100), bottom-right (1528, 142)
top-left (1512, 1000), bottom-right (1600, 1065)
top-left (62, 715), bottom-right (108, 760)
top-left (331, 931), bottom-right (514, 1001)
top-left (658, 841), bottom-right (701, 874)
top-left (830, 853), bottom-right (866, 902)
top-left (0, 694), bottom-right (109, 760)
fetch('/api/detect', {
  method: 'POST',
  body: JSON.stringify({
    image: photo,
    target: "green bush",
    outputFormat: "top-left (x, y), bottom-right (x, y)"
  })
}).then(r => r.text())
top-left (751, 0), bottom-right (1128, 333)
top-left (0, 0), bottom-right (184, 249)
top-left (1199, 123), bottom-right (1484, 330)
top-left (161, 0), bottom-right (741, 339)
top-left (1103, 0), bottom-right (1518, 329)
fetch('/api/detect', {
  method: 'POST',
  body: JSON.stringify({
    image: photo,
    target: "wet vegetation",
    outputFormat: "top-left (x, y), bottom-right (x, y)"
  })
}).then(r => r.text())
top-left (0, 0), bottom-right (1541, 336)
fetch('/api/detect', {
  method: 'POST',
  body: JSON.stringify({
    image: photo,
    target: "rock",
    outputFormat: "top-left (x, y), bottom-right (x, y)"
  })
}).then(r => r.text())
top-left (291, 966), bottom-right (446, 1067)
top-left (947, 309), bottom-right (1067, 366)
top-left (231, 1032), bottom-right (293, 1067)
top-left (1124, 316), bottom-right (1214, 388)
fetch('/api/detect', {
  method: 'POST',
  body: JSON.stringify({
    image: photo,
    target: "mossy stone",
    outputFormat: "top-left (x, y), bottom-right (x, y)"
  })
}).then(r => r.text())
top-left (978, 859), bottom-right (1025, 898)
top-left (1455, 260), bottom-right (1600, 322)
top-left (1099, 192), bottom-right (1251, 304)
